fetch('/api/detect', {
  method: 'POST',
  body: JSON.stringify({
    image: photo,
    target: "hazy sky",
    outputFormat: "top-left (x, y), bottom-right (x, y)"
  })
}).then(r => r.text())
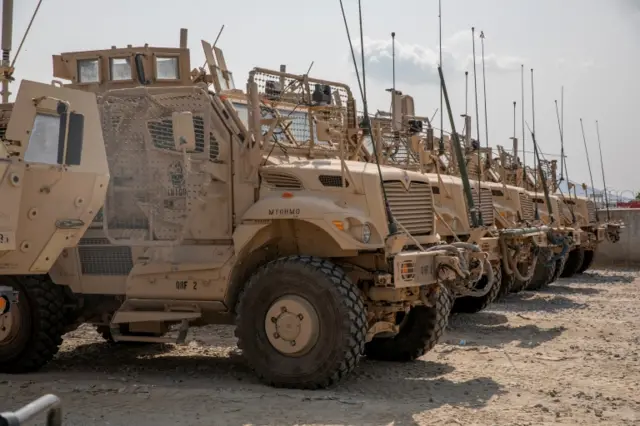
top-left (10, 0), bottom-right (640, 196)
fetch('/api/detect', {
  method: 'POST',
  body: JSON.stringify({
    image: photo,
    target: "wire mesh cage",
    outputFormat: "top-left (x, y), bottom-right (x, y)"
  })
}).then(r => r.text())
top-left (97, 87), bottom-right (226, 244)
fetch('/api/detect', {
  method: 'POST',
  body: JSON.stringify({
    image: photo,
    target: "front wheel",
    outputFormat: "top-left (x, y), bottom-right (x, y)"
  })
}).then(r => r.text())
top-left (235, 255), bottom-right (367, 389)
top-left (451, 263), bottom-right (501, 314)
top-left (510, 261), bottom-right (534, 293)
top-left (0, 277), bottom-right (65, 373)
top-left (495, 263), bottom-right (515, 301)
top-left (560, 247), bottom-right (585, 278)
top-left (547, 252), bottom-right (568, 285)
top-left (365, 285), bottom-right (452, 361)
top-left (527, 249), bottom-right (556, 291)
top-left (576, 249), bottom-right (595, 274)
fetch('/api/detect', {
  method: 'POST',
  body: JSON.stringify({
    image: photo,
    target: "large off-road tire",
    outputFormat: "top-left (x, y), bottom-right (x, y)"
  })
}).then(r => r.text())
top-left (496, 264), bottom-right (515, 301)
top-left (560, 247), bottom-right (585, 278)
top-left (451, 263), bottom-right (501, 314)
top-left (510, 262), bottom-right (533, 293)
top-left (0, 277), bottom-right (65, 373)
top-left (577, 249), bottom-right (595, 274)
top-left (527, 250), bottom-right (556, 291)
top-left (96, 324), bottom-right (163, 345)
top-left (547, 252), bottom-right (568, 285)
top-left (235, 255), bottom-right (367, 389)
top-left (365, 285), bottom-right (452, 362)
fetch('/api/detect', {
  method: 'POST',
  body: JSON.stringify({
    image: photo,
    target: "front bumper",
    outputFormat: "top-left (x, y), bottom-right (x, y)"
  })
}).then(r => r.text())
top-left (391, 249), bottom-right (464, 289)
top-left (605, 222), bottom-right (624, 243)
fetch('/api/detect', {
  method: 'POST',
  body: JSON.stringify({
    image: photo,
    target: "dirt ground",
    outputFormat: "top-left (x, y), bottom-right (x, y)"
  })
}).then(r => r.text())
top-left (1, 268), bottom-right (639, 426)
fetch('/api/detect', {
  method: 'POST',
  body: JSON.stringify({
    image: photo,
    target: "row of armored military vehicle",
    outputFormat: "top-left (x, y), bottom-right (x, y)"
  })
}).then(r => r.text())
top-left (0, 28), bottom-right (621, 389)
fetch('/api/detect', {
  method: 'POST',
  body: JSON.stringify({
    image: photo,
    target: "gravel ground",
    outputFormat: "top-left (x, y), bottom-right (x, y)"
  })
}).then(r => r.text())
top-left (1, 268), bottom-right (639, 425)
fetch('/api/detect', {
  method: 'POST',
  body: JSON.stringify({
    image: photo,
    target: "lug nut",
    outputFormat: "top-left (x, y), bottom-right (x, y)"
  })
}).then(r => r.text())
top-left (290, 340), bottom-right (296, 346)
top-left (297, 314), bottom-right (304, 320)
top-left (273, 332), bottom-right (280, 339)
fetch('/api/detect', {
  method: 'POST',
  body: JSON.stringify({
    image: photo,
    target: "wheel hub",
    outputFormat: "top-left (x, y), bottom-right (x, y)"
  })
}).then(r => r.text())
top-left (265, 295), bottom-right (319, 356)
top-left (0, 303), bottom-right (19, 344)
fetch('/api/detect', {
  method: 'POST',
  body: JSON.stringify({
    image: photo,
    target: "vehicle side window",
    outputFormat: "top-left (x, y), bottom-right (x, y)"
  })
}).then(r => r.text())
top-left (77, 59), bottom-right (100, 83)
top-left (24, 114), bottom-right (61, 165)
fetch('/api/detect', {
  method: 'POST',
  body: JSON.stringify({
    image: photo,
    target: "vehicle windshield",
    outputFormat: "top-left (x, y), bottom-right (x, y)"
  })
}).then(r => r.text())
top-left (231, 101), bottom-right (330, 146)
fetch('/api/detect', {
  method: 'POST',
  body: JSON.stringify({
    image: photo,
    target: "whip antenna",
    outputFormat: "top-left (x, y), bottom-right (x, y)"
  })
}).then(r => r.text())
top-left (480, 31), bottom-right (489, 149)
top-left (580, 118), bottom-right (600, 221)
top-left (595, 120), bottom-right (610, 220)
top-left (338, 0), bottom-right (397, 233)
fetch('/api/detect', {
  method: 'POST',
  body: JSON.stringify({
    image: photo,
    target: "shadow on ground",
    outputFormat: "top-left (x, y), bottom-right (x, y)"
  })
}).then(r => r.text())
top-left (492, 291), bottom-right (588, 314)
top-left (562, 271), bottom-right (635, 285)
top-left (541, 284), bottom-right (602, 296)
top-left (447, 312), bottom-right (566, 349)
top-left (2, 341), bottom-right (503, 426)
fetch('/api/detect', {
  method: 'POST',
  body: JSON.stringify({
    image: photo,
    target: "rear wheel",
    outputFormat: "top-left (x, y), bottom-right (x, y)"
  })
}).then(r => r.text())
top-left (452, 263), bottom-right (501, 313)
top-left (0, 277), bottom-right (65, 373)
top-left (560, 247), bottom-right (585, 278)
top-left (235, 256), bottom-right (367, 389)
top-left (577, 249), bottom-right (595, 274)
top-left (365, 285), bottom-right (452, 361)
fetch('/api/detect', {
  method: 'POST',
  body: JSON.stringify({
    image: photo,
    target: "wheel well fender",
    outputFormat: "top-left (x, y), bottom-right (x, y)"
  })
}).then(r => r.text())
top-left (225, 219), bottom-right (358, 313)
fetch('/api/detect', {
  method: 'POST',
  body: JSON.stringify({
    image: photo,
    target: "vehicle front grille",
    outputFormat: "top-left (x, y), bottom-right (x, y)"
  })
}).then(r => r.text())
top-left (519, 192), bottom-right (535, 221)
top-left (383, 180), bottom-right (434, 235)
top-left (469, 187), bottom-right (494, 227)
top-left (587, 200), bottom-right (597, 223)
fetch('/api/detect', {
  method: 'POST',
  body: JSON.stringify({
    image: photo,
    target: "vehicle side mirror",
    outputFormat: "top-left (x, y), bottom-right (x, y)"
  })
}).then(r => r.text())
top-left (172, 111), bottom-right (196, 152)
top-left (56, 101), bottom-right (84, 166)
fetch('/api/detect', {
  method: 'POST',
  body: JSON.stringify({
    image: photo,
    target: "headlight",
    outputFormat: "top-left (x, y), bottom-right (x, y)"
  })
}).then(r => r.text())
top-left (362, 224), bottom-right (372, 243)
top-left (0, 296), bottom-right (8, 315)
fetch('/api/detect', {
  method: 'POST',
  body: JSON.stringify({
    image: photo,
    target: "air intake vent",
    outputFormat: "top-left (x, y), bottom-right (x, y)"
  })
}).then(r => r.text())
top-left (261, 172), bottom-right (303, 190)
top-left (319, 175), bottom-right (349, 188)
top-left (519, 192), bottom-right (535, 221)
top-left (78, 246), bottom-right (133, 275)
top-left (383, 180), bottom-right (434, 235)
top-left (586, 200), bottom-right (597, 223)
top-left (469, 187), bottom-right (494, 227)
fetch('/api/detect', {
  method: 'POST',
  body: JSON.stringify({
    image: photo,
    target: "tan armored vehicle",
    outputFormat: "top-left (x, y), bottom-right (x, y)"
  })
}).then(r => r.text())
top-left (532, 159), bottom-right (623, 276)
top-left (0, 0), bottom-right (106, 371)
top-left (437, 132), bottom-right (551, 295)
top-left (443, 140), bottom-right (574, 293)
top-left (363, 89), bottom-right (549, 311)
top-left (365, 95), bottom-right (500, 313)
top-left (0, 80), bottom-right (110, 371)
top-left (1, 29), bottom-right (487, 389)
top-left (501, 156), bottom-right (579, 289)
